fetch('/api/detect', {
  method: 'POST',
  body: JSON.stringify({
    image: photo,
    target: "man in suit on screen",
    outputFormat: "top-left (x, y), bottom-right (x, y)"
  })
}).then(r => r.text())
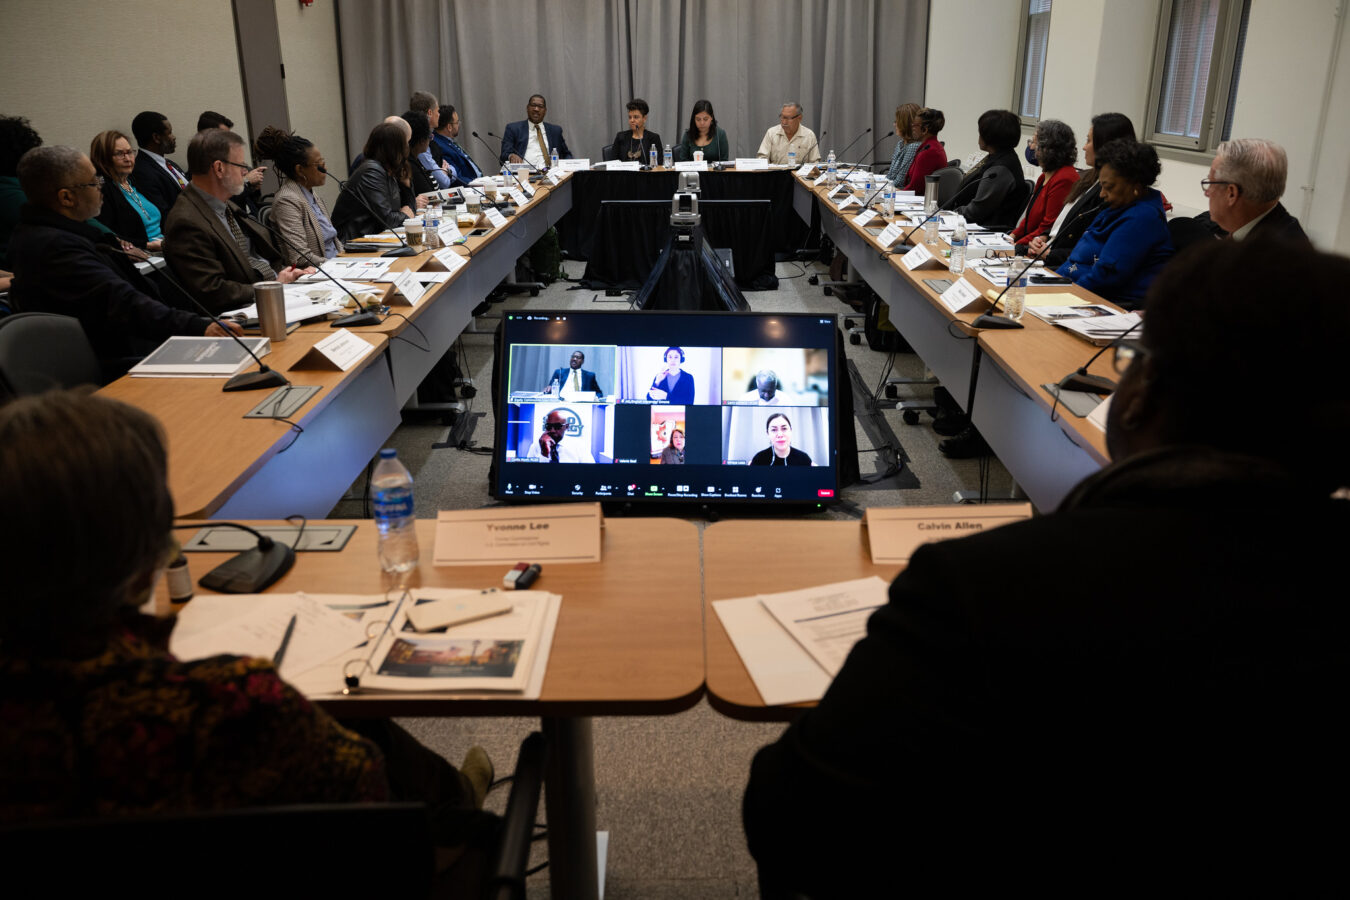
top-left (543, 350), bottom-right (603, 399)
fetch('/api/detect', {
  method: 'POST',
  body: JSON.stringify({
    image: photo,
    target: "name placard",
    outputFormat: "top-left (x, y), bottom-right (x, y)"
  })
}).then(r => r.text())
top-left (432, 246), bottom-right (468, 274)
top-left (900, 242), bottom-right (939, 270)
top-left (836, 194), bottom-right (861, 210)
top-left (434, 503), bottom-right (603, 566)
top-left (484, 206), bottom-right (509, 229)
top-left (605, 160), bottom-right (641, 171)
top-left (796, 163), bottom-right (817, 177)
top-left (508, 187), bottom-right (528, 207)
top-left (388, 269), bottom-right (425, 307)
top-left (864, 504), bottom-right (1033, 564)
top-left (289, 329), bottom-right (376, 372)
top-left (559, 158), bottom-right (590, 171)
top-left (875, 220), bottom-right (907, 249)
top-left (853, 208), bottom-right (878, 228)
top-left (813, 170), bottom-right (830, 187)
top-left (937, 276), bottom-right (983, 313)
top-left (674, 160), bottom-right (709, 171)
top-left (546, 168), bottom-right (565, 185)
top-left (735, 157), bottom-right (769, 170)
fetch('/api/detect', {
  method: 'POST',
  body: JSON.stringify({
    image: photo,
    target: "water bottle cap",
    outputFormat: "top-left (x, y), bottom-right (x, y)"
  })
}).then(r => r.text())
top-left (379, 448), bottom-right (397, 459)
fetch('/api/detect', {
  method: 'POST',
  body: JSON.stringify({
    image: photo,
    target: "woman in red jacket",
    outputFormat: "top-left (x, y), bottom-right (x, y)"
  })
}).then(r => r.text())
top-left (1011, 118), bottom-right (1079, 249)
top-left (901, 108), bottom-right (947, 193)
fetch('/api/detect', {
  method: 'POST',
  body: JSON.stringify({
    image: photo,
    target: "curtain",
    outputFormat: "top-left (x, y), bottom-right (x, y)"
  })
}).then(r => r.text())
top-left (337, 0), bottom-right (928, 172)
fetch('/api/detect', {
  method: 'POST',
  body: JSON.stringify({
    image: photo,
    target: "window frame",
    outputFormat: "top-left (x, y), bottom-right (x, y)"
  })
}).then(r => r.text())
top-left (1144, 0), bottom-right (1250, 154)
top-left (1012, 0), bottom-right (1053, 126)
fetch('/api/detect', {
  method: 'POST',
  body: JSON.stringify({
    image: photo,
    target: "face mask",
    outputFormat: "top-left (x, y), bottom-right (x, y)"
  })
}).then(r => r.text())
top-left (1024, 145), bottom-right (1038, 166)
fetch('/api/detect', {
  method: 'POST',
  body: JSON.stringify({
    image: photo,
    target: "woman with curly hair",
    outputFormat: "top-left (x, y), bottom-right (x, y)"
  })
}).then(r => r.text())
top-left (1010, 119), bottom-right (1079, 249)
top-left (1057, 138), bottom-right (1173, 309)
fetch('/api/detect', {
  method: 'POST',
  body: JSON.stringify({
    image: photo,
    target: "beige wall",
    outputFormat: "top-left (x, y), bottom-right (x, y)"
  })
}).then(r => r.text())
top-left (0, 0), bottom-right (247, 161)
top-left (274, 0), bottom-right (346, 210)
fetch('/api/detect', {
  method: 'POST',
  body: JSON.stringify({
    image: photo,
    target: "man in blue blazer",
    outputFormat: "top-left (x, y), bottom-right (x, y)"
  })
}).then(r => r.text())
top-left (431, 105), bottom-right (484, 186)
top-left (128, 111), bottom-right (188, 219)
top-left (543, 350), bottom-right (603, 398)
top-left (501, 95), bottom-right (571, 168)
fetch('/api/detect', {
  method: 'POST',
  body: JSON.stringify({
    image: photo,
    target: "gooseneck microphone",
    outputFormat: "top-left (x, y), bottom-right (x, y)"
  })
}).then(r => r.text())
top-left (320, 165), bottom-right (418, 258)
top-left (831, 126), bottom-right (873, 165)
top-left (259, 217), bottom-right (384, 329)
top-left (110, 242), bottom-right (287, 392)
top-left (1058, 317), bottom-right (1142, 394)
top-left (835, 130), bottom-right (895, 185)
top-left (482, 131), bottom-right (547, 179)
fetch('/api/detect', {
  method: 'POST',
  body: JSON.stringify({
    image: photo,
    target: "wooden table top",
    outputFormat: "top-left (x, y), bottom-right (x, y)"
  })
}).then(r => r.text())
top-left (702, 519), bottom-right (899, 721)
top-left (170, 517), bottom-right (706, 717)
top-left (99, 331), bottom-right (389, 518)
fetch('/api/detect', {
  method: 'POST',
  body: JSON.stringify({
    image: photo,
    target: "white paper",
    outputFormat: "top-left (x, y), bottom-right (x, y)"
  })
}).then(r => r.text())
top-left (712, 595), bottom-right (831, 706)
top-left (559, 158), bottom-right (590, 171)
top-left (875, 220), bottom-right (907, 248)
top-left (812, 170), bottom-right (830, 187)
top-left (674, 160), bottom-right (708, 171)
top-left (413, 271), bottom-right (453, 284)
top-left (603, 161), bottom-right (641, 171)
top-left (937, 276), bottom-right (983, 313)
top-left (758, 577), bottom-right (888, 677)
top-left (735, 157), bottom-right (769, 170)
top-left (901, 242), bottom-right (935, 270)
top-left (311, 329), bottom-right (374, 371)
top-left (796, 163), bottom-right (817, 177)
top-left (508, 187), bottom-right (528, 206)
top-left (222, 286), bottom-right (346, 324)
top-left (853, 208), bottom-right (878, 227)
top-left (546, 168), bottom-right (564, 185)
top-left (434, 246), bottom-right (468, 273)
top-left (836, 194), bottom-right (861, 210)
top-left (484, 207), bottom-right (509, 229)
top-left (390, 269), bottom-right (425, 305)
top-left (1088, 394), bottom-right (1112, 433)
top-left (312, 257), bottom-right (395, 281)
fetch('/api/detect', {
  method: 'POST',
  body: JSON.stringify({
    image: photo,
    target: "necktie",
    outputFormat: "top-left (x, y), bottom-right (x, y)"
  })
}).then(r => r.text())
top-left (550, 443), bottom-right (559, 463)
top-left (168, 160), bottom-right (188, 188)
top-left (572, 369), bottom-right (580, 391)
top-left (535, 124), bottom-right (548, 159)
top-left (227, 208), bottom-right (277, 280)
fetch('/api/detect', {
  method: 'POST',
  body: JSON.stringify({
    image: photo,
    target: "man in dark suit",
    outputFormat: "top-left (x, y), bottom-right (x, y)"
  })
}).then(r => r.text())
top-left (501, 95), bottom-right (571, 168)
top-left (128, 111), bottom-right (188, 219)
top-left (543, 350), bottom-right (603, 398)
top-left (162, 129), bottom-right (309, 315)
top-left (7, 146), bottom-right (237, 380)
top-left (1203, 137), bottom-right (1309, 243)
top-left (431, 105), bottom-right (483, 186)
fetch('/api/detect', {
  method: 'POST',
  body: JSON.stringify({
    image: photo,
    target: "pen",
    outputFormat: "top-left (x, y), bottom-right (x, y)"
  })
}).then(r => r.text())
top-left (272, 613), bottom-right (298, 668)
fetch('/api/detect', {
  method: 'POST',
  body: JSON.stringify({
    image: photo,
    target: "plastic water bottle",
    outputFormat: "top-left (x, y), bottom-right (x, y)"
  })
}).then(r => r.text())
top-left (826, 149), bottom-right (837, 185)
top-left (663, 143), bottom-right (673, 168)
top-left (925, 214), bottom-right (939, 245)
top-left (373, 448), bottom-right (418, 573)
top-left (788, 149), bottom-right (797, 170)
top-left (1005, 260), bottom-right (1029, 322)
top-left (550, 148), bottom-right (559, 171)
top-left (550, 376), bottom-right (561, 396)
top-left (649, 146), bottom-right (657, 169)
top-left (949, 216), bottom-right (967, 274)
top-left (423, 200), bottom-right (442, 250)
top-left (883, 181), bottom-right (896, 218)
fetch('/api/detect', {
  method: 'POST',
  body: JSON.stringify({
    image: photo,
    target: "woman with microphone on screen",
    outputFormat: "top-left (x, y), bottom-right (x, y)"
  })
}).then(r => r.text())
top-left (750, 413), bottom-right (812, 466)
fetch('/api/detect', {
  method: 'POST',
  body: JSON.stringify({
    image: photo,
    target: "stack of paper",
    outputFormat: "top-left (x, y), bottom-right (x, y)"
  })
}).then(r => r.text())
top-left (128, 336), bottom-right (269, 378)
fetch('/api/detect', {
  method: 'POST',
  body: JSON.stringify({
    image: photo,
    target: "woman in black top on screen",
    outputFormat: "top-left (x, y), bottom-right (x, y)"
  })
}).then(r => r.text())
top-left (750, 413), bottom-right (812, 466)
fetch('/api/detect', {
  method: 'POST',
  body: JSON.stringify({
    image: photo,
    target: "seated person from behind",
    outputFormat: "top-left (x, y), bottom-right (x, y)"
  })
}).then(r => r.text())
top-left (612, 98), bottom-right (661, 163)
top-left (1, 115), bottom-right (44, 270)
top-left (1202, 138), bottom-right (1309, 243)
top-left (647, 346), bottom-right (693, 403)
top-left (502, 94), bottom-right (571, 168)
top-left (743, 237), bottom-right (1350, 896)
top-left (331, 121), bottom-right (418, 243)
top-left (1057, 138), bottom-right (1172, 309)
top-left (7, 146), bottom-right (238, 381)
top-left (90, 130), bottom-right (162, 252)
top-left (163, 129), bottom-right (309, 315)
top-left (950, 109), bottom-right (1030, 231)
top-left (659, 428), bottom-right (686, 464)
top-left (543, 350), bottom-right (604, 398)
top-left (675, 100), bottom-right (730, 163)
top-left (757, 102), bottom-right (821, 165)
top-left (253, 126), bottom-right (342, 267)
top-left (526, 409), bottom-right (594, 463)
top-left (750, 413), bottom-right (811, 466)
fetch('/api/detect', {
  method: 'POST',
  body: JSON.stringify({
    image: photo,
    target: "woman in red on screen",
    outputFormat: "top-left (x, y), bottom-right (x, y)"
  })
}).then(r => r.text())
top-left (660, 428), bottom-right (686, 464)
top-left (750, 413), bottom-right (812, 466)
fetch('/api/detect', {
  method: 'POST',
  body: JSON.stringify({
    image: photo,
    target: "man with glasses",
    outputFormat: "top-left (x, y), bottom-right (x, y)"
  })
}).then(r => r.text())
top-left (526, 409), bottom-right (594, 463)
top-left (7, 146), bottom-right (238, 381)
top-left (129, 111), bottom-right (188, 219)
top-left (502, 94), bottom-right (572, 169)
top-left (756, 102), bottom-right (821, 166)
top-left (163, 129), bottom-right (309, 314)
top-left (1201, 138), bottom-right (1308, 243)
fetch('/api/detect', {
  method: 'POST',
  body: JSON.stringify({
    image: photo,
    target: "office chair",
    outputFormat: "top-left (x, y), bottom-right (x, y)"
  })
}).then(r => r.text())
top-left (0, 312), bottom-right (103, 398)
top-left (932, 165), bottom-right (963, 206)
top-left (486, 730), bottom-right (548, 900)
top-left (601, 144), bottom-right (619, 162)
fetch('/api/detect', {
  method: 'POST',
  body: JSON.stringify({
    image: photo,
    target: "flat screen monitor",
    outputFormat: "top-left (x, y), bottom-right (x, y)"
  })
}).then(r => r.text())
top-left (495, 310), bottom-right (840, 506)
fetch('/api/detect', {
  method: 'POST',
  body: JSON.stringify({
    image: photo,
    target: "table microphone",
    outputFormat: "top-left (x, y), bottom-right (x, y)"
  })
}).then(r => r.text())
top-left (1057, 317), bottom-right (1142, 394)
top-left (172, 522), bottom-right (295, 593)
top-left (319, 166), bottom-right (419, 257)
top-left (834, 130), bottom-right (895, 187)
top-left (110, 242), bottom-right (288, 392)
top-left (260, 220), bottom-right (384, 328)
top-left (879, 176), bottom-right (983, 258)
top-left (482, 131), bottom-right (550, 180)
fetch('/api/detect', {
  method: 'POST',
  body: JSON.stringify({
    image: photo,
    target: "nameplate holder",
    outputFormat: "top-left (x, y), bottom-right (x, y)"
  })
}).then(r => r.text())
top-left (434, 503), bottom-right (603, 566)
top-left (853, 208), bottom-right (878, 228)
top-left (900, 242), bottom-right (941, 271)
top-left (484, 207), bottom-right (509, 229)
top-left (937, 276), bottom-right (984, 313)
top-left (735, 157), bottom-right (769, 170)
top-left (674, 160), bottom-right (708, 172)
top-left (812, 170), bottom-right (830, 187)
top-left (875, 220), bottom-right (907, 249)
top-left (796, 163), bottom-right (818, 177)
top-left (864, 504), bottom-right (1033, 564)
top-left (559, 158), bottom-right (590, 171)
top-left (546, 168), bottom-right (565, 185)
top-left (430, 247), bottom-right (468, 274)
top-left (289, 330), bottom-right (376, 372)
top-left (836, 194), bottom-right (861, 210)
top-left (604, 161), bottom-right (641, 172)
top-left (508, 187), bottom-right (528, 207)
top-left (388, 270), bottom-right (425, 307)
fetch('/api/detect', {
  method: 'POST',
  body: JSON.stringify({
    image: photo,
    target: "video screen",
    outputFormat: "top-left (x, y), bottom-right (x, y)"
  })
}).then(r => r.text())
top-left (495, 311), bottom-right (839, 504)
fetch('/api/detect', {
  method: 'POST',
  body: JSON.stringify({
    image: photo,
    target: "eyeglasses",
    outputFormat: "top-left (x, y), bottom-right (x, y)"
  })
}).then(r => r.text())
top-left (542, 421), bottom-right (567, 431)
top-left (1112, 338), bottom-right (1149, 374)
top-left (215, 158), bottom-right (252, 172)
top-left (67, 175), bottom-right (105, 190)
top-left (1200, 179), bottom-right (1240, 195)
top-left (112, 148), bottom-right (137, 158)
top-left (779, 113), bottom-right (801, 122)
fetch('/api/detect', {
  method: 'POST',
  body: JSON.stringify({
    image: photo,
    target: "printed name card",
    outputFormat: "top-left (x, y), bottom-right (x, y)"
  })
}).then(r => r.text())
top-left (508, 187), bottom-right (528, 207)
top-left (289, 329), bottom-right (376, 372)
top-left (484, 206), bottom-right (509, 229)
top-left (836, 193), bottom-right (861, 210)
top-left (813, 170), bottom-right (830, 187)
top-left (853, 208), bottom-right (878, 227)
top-left (674, 160), bottom-right (708, 171)
top-left (936, 277), bottom-right (983, 313)
top-left (874, 220), bottom-right (908, 249)
top-left (796, 163), bottom-right (817, 177)
top-left (558, 158), bottom-right (590, 171)
top-left (735, 157), bottom-right (769, 170)
top-left (437, 224), bottom-right (461, 244)
top-left (388, 269), bottom-right (425, 307)
top-left (901, 242), bottom-right (939, 270)
top-left (434, 503), bottom-right (603, 566)
top-left (546, 168), bottom-right (565, 185)
top-left (827, 183), bottom-right (849, 198)
top-left (864, 504), bottom-right (1033, 564)
top-left (605, 160), bottom-right (641, 171)
top-left (432, 246), bottom-right (468, 274)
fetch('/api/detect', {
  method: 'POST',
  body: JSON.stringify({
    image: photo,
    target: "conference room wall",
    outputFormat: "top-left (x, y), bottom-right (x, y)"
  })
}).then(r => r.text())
top-left (273, 0), bottom-right (347, 212)
top-left (334, 0), bottom-right (929, 173)
top-left (926, 0), bottom-right (1350, 253)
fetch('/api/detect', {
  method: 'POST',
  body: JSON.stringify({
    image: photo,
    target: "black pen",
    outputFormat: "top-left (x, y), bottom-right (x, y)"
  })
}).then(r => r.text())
top-left (272, 614), bottom-right (298, 668)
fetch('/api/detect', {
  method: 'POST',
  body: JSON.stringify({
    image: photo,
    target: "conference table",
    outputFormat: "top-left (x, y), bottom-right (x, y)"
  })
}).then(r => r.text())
top-left (172, 516), bottom-right (704, 900)
top-left (794, 173), bottom-right (1114, 510)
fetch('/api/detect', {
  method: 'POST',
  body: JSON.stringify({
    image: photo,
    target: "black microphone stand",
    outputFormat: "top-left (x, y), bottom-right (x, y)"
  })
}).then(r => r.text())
top-left (260, 217), bottom-right (385, 328)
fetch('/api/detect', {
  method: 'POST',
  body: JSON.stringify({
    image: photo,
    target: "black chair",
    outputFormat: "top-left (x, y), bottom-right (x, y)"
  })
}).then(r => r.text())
top-left (0, 312), bottom-right (102, 399)
top-left (601, 144), bottom-right (619, 162)
top-left (932, 164), bottom-right (963, 206)
top-left (486, 730), bottom-right (548, 900)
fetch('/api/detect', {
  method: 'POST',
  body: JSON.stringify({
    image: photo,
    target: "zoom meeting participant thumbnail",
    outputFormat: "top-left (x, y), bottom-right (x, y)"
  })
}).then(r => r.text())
top-left (505, 402), bottom-right (615, 463)
top-left (506, 344), bottom-right (617, 402)
top-left (610, 404), bottom-right (723, 465)
top-left (722, 407), bottom-right (829, 466)
top-left (722, 347), bottom-right (829, 407)
top-left (613, 345), bottom-right (723, 404)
